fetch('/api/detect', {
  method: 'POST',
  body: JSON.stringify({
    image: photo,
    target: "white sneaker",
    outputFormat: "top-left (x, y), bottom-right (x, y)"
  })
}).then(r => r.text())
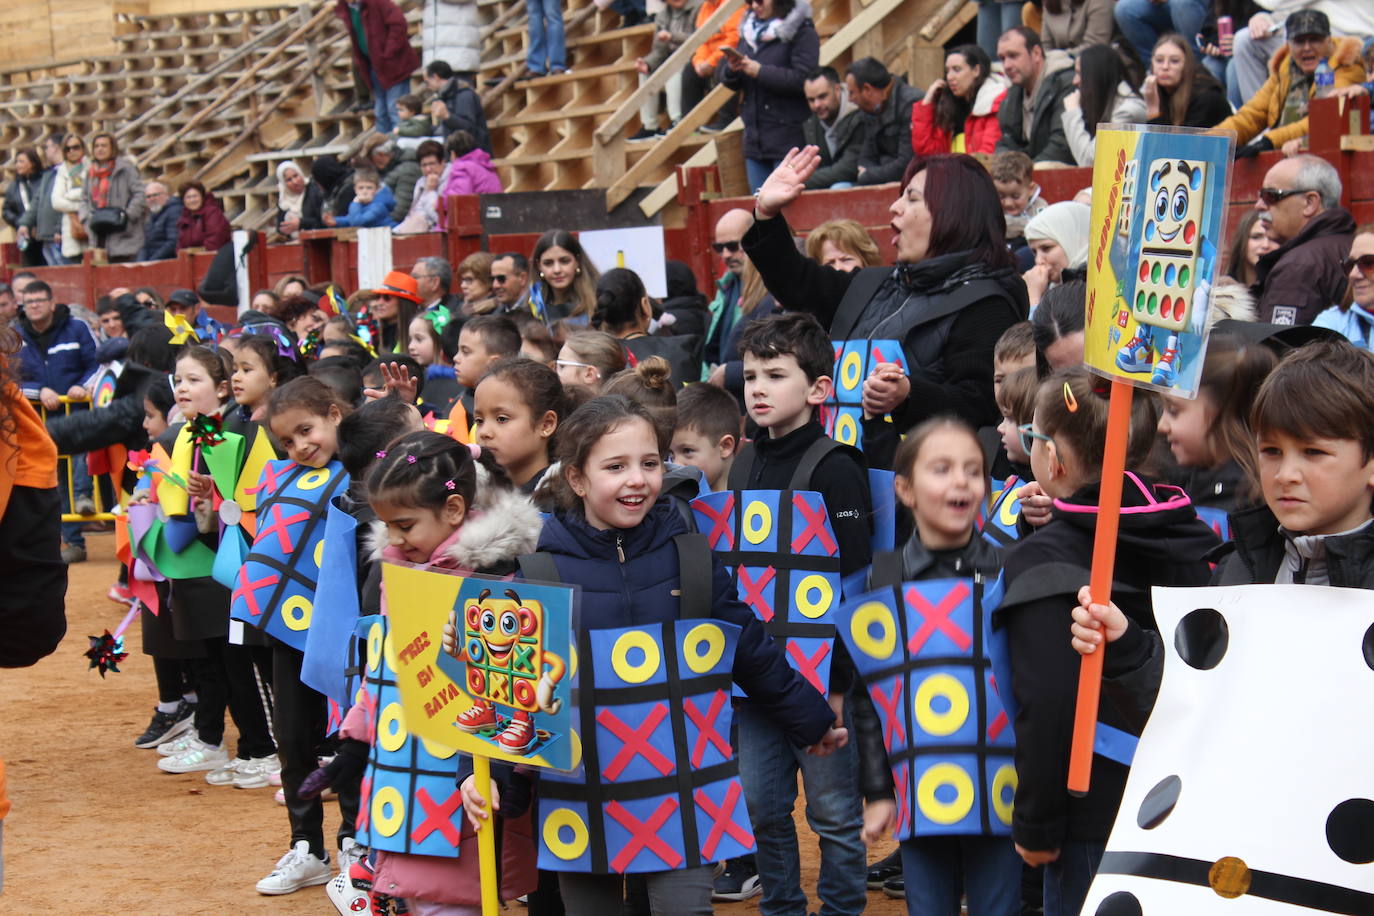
top-left (158, 740), bottom-right (229, 774)
top-left (255, 840), bottom-right (332, 895)
top-left (204, 757), bottom-right (243, 786)
top-left (325, 870), bottom-right (368, 915)
top-left (157, 732), bottom-right (201, 757)
top-left (337, 837), bottom-right (366, 874)
top-left (233, 754), bottom-right (280, 789)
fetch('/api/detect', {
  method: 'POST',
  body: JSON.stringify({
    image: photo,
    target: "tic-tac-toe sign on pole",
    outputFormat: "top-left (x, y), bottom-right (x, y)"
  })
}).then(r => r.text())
top-left (1069, 124), bottom-right (1234, 795)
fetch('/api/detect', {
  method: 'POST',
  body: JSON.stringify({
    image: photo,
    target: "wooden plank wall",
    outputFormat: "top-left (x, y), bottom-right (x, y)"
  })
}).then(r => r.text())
top-left (0, 0), bottom-right (135, 69)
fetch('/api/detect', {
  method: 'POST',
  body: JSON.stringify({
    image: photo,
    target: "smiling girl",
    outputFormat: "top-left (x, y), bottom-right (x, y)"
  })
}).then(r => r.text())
top-left (531, 230), bottom-right (600, 326)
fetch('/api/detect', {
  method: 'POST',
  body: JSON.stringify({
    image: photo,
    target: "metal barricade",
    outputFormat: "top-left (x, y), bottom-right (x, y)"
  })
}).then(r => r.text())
top-left (32, 395), bottom-right (126, 523)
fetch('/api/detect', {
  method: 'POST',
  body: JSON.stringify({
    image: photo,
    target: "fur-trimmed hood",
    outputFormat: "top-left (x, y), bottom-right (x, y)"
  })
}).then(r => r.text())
top-left (1267, 34), bottom-right (1363, 78)
top-left (971, 72), bottom-right (1010, 118)
top-left (1206, 281), bottom-right (1258, 331)
top-left (366, 485), bottom-right (544, 573)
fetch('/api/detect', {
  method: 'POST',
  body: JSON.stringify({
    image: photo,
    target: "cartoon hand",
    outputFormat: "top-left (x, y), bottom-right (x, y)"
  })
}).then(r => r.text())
top-left (442, 608), bottom-right (461, 658)
top-left (536, 672), bottom-right (562, 714)
top-left (1189, 278), bottom-right (1212, 336)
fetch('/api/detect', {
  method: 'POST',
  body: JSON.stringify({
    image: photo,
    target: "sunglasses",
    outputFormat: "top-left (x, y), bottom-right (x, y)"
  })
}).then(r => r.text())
top-left (1257, 187), bottom-right (1313, 207)
top-left (491, 274), bottom-right (510, 284)
top-left (712, 240), bottom-right (742, 254)
top-left (1017, 423), bottom-right (1053, 455)
top-left (64, 145), bottom-right (83, 152)
top-left (1345, 254), bottom-right (1374, 279)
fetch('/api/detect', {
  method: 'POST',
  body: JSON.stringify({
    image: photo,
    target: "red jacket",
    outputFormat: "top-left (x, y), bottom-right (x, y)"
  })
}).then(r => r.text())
top-left (336, 0), bottom-right (420, 90)
top-left (911, 74), bottom-right (1008, 156)
top-left (175, 196), bottom-right (232, 252)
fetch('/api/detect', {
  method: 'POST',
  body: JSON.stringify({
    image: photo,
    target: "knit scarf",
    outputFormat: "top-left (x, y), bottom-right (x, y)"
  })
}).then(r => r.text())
top-left (88, 159), bottom-right (115, 209)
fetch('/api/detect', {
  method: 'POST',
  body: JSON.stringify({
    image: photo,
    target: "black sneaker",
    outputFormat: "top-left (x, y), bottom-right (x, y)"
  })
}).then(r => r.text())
top-left (134, 700), bottom-right (195, 749)
top-left (867, 849), bottom-right (902, 888)
top-left (711, 855), bottom-right (762, 902)
top-left (882, 876), bottom-right (905, 900)
top-left (628, 127), bottom-right (660, 142)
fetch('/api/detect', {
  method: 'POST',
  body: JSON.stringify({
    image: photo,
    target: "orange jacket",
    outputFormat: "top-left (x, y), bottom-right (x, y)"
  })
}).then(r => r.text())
top-left (1216, 36), bottom-right (1364, 148)
top-left (0, 379), bottom-right (58, 522)
top-left (691, 0), bottom-right (745, 72)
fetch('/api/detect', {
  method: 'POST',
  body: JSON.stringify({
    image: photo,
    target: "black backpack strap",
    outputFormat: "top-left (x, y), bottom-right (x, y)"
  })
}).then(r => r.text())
top-left (868, 549), bottom-right (904, 590)
top-left (673, 533), bottom-right (713, 620)
top-left (790, 436), bottom-right (843, 490)
top-left (727, 441), bottom-right (756, 490)
top-left (517, 552), bottom-right (561, 584)
top-left (830, 266), bottom-right (891, 340)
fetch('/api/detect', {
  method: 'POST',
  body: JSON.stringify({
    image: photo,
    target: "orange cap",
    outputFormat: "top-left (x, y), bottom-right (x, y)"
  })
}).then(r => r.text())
top-left (371, 270), bottom-right (422, 304)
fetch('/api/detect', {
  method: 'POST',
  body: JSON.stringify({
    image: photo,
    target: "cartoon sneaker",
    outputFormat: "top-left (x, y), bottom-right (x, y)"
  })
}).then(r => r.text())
top-left (1151, 346), bottom-right (1179, 386)
top-left (455, 701), bottom-right (499, 734)
top-left (496, 715), bottom-right (536, 754)
top-left (1115, 335), bottom-right (1154, 374)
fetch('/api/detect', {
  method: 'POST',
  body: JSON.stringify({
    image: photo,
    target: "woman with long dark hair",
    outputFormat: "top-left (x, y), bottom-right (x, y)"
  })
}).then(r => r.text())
top-left (1144, 32), bottom-right (1231, 127)
top-left (4, 148), bottom-right (44, 267)
top-left (1222, 209), bottom-right (1276, 287)
top-left (911, 44), bottom-right (1008, 155)
top-left (1061, 44), bottom-right (1147, 166)
top-left (531, 229), bottom-right (600, 326)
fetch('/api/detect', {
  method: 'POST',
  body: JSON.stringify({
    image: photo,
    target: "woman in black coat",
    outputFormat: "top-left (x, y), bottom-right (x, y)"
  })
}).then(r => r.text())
top-left (743, 147), bottom-right (1028, 458)
top-left (3, 148), bottom-right (45, 267)
top-left (717, 0), bottom-right (819, 192)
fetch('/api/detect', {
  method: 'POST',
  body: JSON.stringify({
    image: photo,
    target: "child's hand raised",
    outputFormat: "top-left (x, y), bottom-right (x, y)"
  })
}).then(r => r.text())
top-left (861, 798), bottom-right (895, 845)
top-left (1071, 585), bottom-right (1128, 655)
top-left (363, 361), bottom-right (419, 403)
top-left (460, 774), bottom-right (501, 831)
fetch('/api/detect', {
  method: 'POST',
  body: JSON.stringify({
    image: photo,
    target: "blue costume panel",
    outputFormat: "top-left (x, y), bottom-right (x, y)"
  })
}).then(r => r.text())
top-left (837, 576), bottom-right (1015, 839)
top-left (821, 338), bottom-right (907, 449)
top-left (979, 475), bottom-right (1027, 548)
top-left (692, 489), bottom-right (841, 699)
top-left (537, 619), bottom-right (755, 874)
top-left (301, 498), bottom-right (362, 709)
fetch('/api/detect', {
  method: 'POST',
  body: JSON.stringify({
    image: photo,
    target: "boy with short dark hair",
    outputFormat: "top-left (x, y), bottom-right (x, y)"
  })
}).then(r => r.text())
top-left (993, 320), bottom-right (1036, 401)
top-left (327, 170), bottom-right (396, 229)
top-left (729, 311), bottom-right (870, 916)
top-left (452, 315), bottom-right (521, 433)
top-left (671, 382), bottom-right (743, 492)
top-left (991, 151), bottom-right (1045, 243)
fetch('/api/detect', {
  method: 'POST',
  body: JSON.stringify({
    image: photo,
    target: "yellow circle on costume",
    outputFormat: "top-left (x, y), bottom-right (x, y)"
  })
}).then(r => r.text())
top-left (683, 623), bottom-right (726, 674)
top-left (281, 595), bottom-right (312, 631)
top-left (298, 467), bottom-right (332, 490)
top-left (914, 673), bottom-right (970, 737)
top-left (313, 539), bottom-right (325, 569)
top-left (384, 629), bottom-right (400, 671)
top-left (849, 601), bottom-right (897, 660)
top-left (569, 642), bottom-right (578, 680)
top-left (917, 763), bottom-right (975, 825)
top-left (379, 702), bottom-right (408, 752)
top-left (834, 412), bottom-right (858, 446)
top-left (612, 631), bottom-right (661, 684)
top-left (543, 808), bottom-right (589, 861)
top-left (999, 489), bottom-right (1022, 526)
top-left (422, 738), bottom-right (458, 760)
top-left (569, 727), bottom-right (583, 769)
top-left (367, 622), bottom-right (384, 672)
top-left (743, 500), bottom-right (772, 545)
top-left (795, 575), bottom-right (834, 619)
top-left (841, 350), bottom-right (862, 391)
top-left (372, 785), bottom-right (405, 837)
top-left (991, 764), bottom-right (1017, 826)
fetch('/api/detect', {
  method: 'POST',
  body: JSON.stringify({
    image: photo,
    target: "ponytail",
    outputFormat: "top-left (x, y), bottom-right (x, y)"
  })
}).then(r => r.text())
top-left (367, 429), bottom-right (512, 512)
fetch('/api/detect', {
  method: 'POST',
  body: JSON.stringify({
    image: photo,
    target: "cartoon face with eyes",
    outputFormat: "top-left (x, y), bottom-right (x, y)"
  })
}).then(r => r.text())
top-left (1145, 159), bottom-right (1204, 250)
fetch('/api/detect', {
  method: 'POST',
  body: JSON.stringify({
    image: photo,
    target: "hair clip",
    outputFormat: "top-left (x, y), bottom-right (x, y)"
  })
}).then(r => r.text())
top-left (445, 479), bottom-right (456, 490)
top-left (467, 442), bottom-right (482, 459)
top-left (1063, 381), bottom-right (1079, 413)
top-left (1091, 376), bottom-right (1112, 398)
top-left (406, 455), bottom-right (417, 464)
top-left (375, 450), bottom-right (387, 459)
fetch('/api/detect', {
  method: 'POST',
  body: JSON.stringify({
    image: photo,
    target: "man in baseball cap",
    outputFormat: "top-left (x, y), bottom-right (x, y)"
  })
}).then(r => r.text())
top-left (164, 288), bottom-right (225, 343)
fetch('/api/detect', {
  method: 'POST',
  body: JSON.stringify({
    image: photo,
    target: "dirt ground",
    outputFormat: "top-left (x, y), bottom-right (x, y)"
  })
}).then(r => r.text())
top-left (0, 534), bottom-right (907, 915)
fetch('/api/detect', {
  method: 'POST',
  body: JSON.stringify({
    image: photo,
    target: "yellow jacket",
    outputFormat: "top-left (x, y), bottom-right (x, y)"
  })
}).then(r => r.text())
top-left (1217, 36), bottom-right (1365, 148)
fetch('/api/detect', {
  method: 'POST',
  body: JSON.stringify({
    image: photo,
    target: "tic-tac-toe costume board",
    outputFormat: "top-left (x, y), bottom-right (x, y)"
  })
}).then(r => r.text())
top-left (354, 614), bottom-right (466, 859)
top-left (230, 459), bottom-right (349, 651)
top-left (691, 489), bottom-right (842, 698)
top-left (1082, 585), bottom-right (1374, 915)
top-left (820, 339), bottom-right (907, 449)
top-left (836, 576), bottom-right (1016, 839)
top-left (979, 474), bottom-right (1029, 548)
top-left (538, 619), bottom-right (755, 874)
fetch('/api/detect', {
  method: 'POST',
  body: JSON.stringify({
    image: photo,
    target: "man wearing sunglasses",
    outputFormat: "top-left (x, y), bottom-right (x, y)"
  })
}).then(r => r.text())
top-left (703, 208), bottom-right (757, 388)
top-left (1252, 153), bottom-right (1355, 326)
top-left (490, 252), bottom-right (533, 316)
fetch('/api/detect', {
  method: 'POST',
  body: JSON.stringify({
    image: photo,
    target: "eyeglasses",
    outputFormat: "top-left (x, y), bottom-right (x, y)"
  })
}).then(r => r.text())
top-left (712, 240), bottom-right (742, 254)
top-left (1345, 254), bottom-right (1374, 279)
top-left (64, 145), bottom-right (82, 152)
top-left (556, 358), bottom-right (597, 374)
top-left (1017, 423), bottom-right (1053, 455)
top-left (491, 274), bottom-right (510, 284)
top-left (1257, 187), bottom-right (1313, 207)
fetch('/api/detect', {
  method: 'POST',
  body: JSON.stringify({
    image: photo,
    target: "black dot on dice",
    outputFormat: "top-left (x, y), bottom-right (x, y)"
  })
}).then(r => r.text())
top-left (1137, 774), bottom-right (1182, 830)
top-left (1327, 799), bottom-right (1374, 864)
top-left (1095, 891), bottom-right (1143, 916)
top-left (1175, 608), bottom-right (1228, 670)
top-left (1362, 623), bottom-right (1374, 672)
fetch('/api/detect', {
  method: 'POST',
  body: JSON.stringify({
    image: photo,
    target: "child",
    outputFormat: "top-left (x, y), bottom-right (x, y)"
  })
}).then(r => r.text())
top-left (991, 150), bottom-right (1045, 246)
top-left (409, 311), bottom-right (462, 417)
top-left (853, 417), bottom-right (1022, 915)
top-left (454, 314), bottom-right (521, 425)
top-left (326, 169), bottom-right (396, 229)
top-left (996, 367), bottom-right (1037, 482)
top-left (982, 320), bottom-right (1036, 478)
top-left (555, 329), bottom-right (626, 392)
top-left (730, 312), bottom-right (870, 916)
top-left (670, 382), bottom-right (742, 493)
top-left (392, 93), bottom-right (433, 139)
top-left (253, 377), bottom-right (360, 896)
top-left (507, 393), bottom-right (843, 913)
top-left (995, 366), bottom-right (1218, 916)
top-left (230, 333), bottom-right (294, 423)
top-left (630, 0), bottom-right (703, 140)
top-left (603, 355), bottom-right (676, 423)
top-left (472, 357), bottom-right (566, 499)
top-left (311, 358), bottom-right (365, 406)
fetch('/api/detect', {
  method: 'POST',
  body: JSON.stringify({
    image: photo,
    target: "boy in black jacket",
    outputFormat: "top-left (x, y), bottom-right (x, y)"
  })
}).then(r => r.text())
top-left (727, 313), bottom-right (870, 916)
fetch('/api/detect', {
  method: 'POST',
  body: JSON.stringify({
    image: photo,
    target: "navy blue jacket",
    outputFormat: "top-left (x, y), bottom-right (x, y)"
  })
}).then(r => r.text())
top-left (718, 19), bottom-right (820, 161)
top-left (17, 305), bottom-right (99, 399)
top-left (138, 197), bottom-right (183, 261)
top-left (538, 502), bottom-right (836, 748)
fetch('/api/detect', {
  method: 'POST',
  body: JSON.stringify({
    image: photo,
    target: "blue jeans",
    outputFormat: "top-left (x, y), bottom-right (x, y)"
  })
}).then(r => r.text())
top-left (526, 0), bottom-right (566, 74)
top-left (736, 702), bottom-right (866, 916)
top-left (900, 835), bottom-right (1022, 916)
top-left (370, 68), bottom-right (408, 134)
top-left (746, 158), bottom-right (781, 194)
top-left (59, 452), bottom-right (93, 548)
top-left (976, 1), bottom-right (1023, 60)
top-left (42, 240), bottom-right (71, 266)
top-left (1113, 0), bottom-right (1209, 65)
top-left (1042, 840), bottom-right (1105, 916)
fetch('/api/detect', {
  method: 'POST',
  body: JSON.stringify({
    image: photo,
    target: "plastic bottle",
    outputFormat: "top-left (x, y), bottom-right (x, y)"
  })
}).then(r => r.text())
top-left (1315, 60), bottom-right (1335, 98)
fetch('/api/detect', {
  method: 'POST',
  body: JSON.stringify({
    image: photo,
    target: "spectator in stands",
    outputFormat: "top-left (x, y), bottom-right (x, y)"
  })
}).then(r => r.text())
top-left (523, 0), bottom-right (566, 77)
top-left (276, 276), bottom-right (309, 300)
top-left (51, 133), bottom-right (88, 265)
top-left (718, 0), bottom-right (819, 192)
top-left (393, 140), bottom-right (446, 234)
top-left (95, 298), bottom-right (126, 340)
top-left (532, 229), bottom-right (600, 324)
top-left (18, 137), bottom-right (64, 268)
top-left (361, 135), bottom-right (420, 223)
top-left (801, 66), bottom-right (868, 189)
top-left (16, 278), bottom-right (99, 562)
top-left (1222, 208), bottom-right (1278, 287)
top-left (912, 44), bottom-right (1008, 156)
top-left (976, 0), bottom-right (1023, 61)
top-left (1251, 153), bottom-right (1355, 326)
top-left (1063, 44), bottom-right (1147, 166)
top-left (165, 288), bottom-right (227, 343)
top-left (847, 57), bottom-right (924, 185)
top-left (459, 251), bottom-right (498, 314)
top-left (703, 208), bottom-right (753, 378)
top-left (685, 0), bottom-right (746, 131)
top-left (1113, 0), bottom-right (1211, 69)
top-left (491, 253), bottom-right (534, 316)
top-left (325, 168), bottom-right (397, 228)
top-left (1312, 224), bottom-right (1374, 348)
top-left (274, 161), bottom-right (325, 239)
top-left (804, 218), bottom-right (882, 272)
top-left (335, 0), bottom-right (420, 134)
top-left (174, 181), bottom-right (232, 252)
top-left (370, 270), bottom-right (422, 352)
top-left (279, 294), bottom-right (329, 343)
top-left (4, 149), bottom-right (43, 268)
top-left (438, 130), bottom-right (502, 227)
top-left (82, 133), bottom-right (147, 264)
top-left (133, 287), bottom-right (162, 310)
top-left (1040, 0), bottom-right (1115, 57)
top-left (995, 27), bottom-right (1076, 165)
top-left (411, 257), bottom-right (459, 315)
top-left (422, 0), bottom-right (480, 76)
top-left (137, 181), bottom-right (182, 261)
top-left (630, 0), bottom-right (703, 140)
top-left (1143, 33), bottom-right (1231, 128)
top-left (1222, 11), bottom-right (1365, 158)
top-left (1022, 200), bottom-right (1091, 311)
top-left (392, 93), bottom-right (434, 139)
top-left (424, 60), bottom-right (492, 152)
